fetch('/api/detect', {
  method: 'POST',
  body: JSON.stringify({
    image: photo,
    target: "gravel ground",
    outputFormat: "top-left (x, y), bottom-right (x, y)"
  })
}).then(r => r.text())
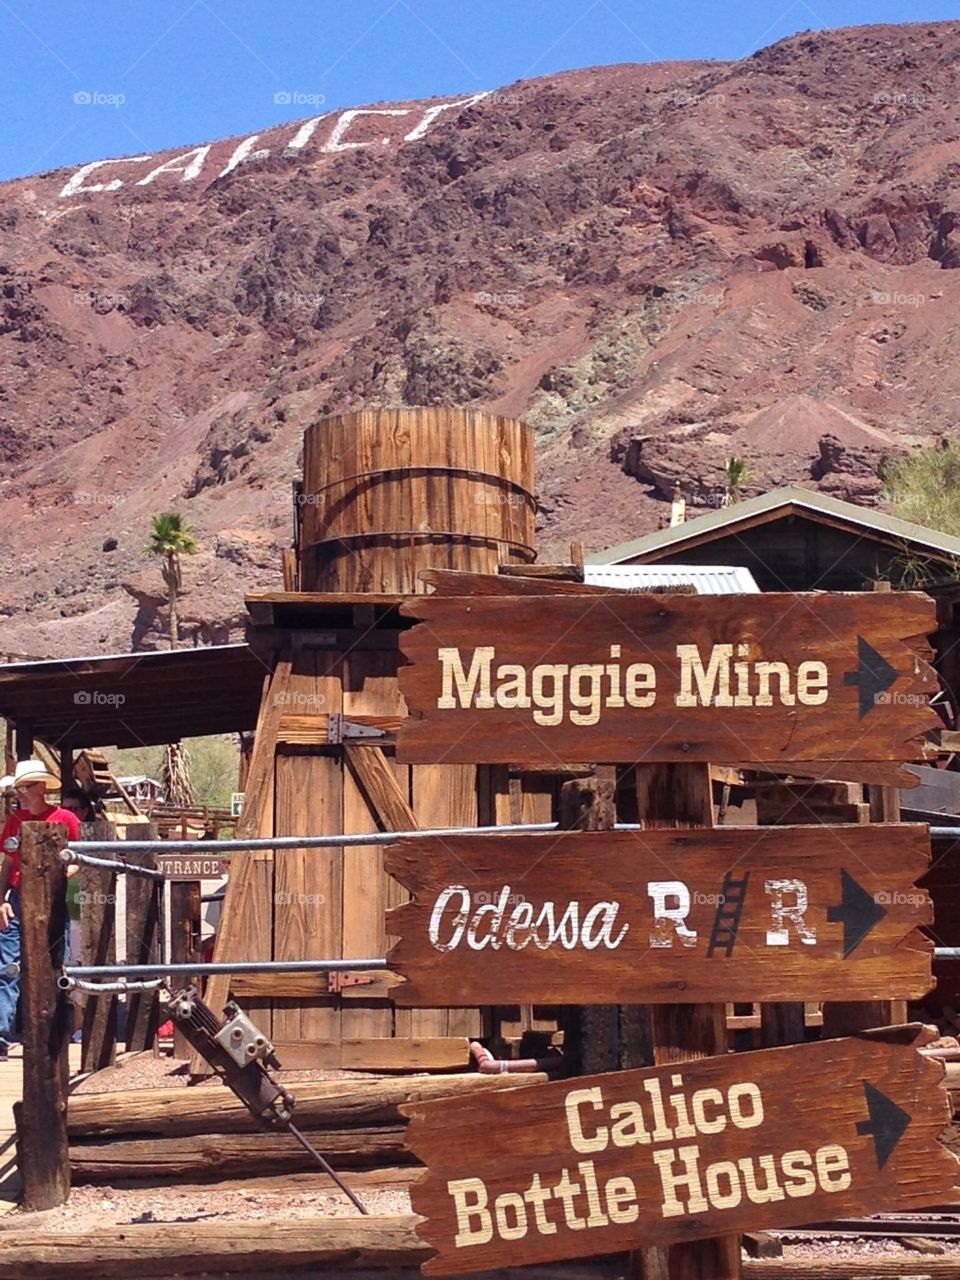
top-left (0, 1181), bottom-right (412, 1232)
top-left (72, 1049), bottom-right (383, 1094)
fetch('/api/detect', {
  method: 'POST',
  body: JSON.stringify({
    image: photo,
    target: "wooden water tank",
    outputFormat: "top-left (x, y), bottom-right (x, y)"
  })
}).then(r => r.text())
top-left (299, 408), bottom-right (536, 593)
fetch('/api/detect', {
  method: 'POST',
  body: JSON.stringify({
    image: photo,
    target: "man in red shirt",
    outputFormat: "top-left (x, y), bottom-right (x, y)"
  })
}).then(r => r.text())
top-left (0, 761), bottom-right (80, 1059)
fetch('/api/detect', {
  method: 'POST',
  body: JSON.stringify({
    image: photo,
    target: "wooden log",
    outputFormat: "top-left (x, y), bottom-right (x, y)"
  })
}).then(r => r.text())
top-left (68, 1071), bottom-right (544, 1139)
top-left (69, 1125), bottom-right (413, 1182)
top-left (123, 824), bottom-right (161, 1053)
top-left (743, 1260), bottom-right (960, 1278)
top-left (0, 1216), bottom-right (429, 1279)
top-left (78, 817), bottom-right (117, 1072)
top-left (634, 762), bottom-right (740, 1280)
top-left (19, 822), bottom-right (71, 1211)
top-left (169, 878), bottom-right (202, 1060)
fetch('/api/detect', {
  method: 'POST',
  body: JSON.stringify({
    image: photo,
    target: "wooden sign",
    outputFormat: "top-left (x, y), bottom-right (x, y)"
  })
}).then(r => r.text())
top-left (155, 854), bottom-right (229, 880)
top-left (396, 593), bottom-right (938, 765)
top-left (404, 1035), bottom-right (957, 1274)
top-left (385, 826), bottom-right (932, 1004)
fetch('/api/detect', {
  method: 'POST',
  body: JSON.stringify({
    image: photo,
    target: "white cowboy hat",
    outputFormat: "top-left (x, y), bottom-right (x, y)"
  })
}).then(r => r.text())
top-left (12, 760), bottom-right (60, 789)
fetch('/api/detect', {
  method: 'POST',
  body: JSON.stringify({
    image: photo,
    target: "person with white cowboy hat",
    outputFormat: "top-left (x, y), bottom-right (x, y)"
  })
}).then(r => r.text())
top-left (0, 760), bottom-right (80, 1060)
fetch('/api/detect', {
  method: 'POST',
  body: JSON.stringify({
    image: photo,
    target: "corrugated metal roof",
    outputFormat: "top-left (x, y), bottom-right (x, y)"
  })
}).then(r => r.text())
top-left (587, 486), bottom-right (960, 566)
top-left (583, 564), bottom-right (760, 594)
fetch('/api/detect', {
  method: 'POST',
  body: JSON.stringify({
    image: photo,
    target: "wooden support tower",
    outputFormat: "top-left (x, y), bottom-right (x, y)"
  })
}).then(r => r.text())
top-left (203, 408), bottom-right (536, 1072)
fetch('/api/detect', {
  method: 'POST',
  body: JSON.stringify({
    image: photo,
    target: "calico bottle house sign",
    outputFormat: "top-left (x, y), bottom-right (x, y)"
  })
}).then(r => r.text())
top-left (404, 1034), bottom-right (958, 1275)
top-left (385, 826), bottom-right (933, 1004)
top-left (395, 592), bottom-right (939, 765)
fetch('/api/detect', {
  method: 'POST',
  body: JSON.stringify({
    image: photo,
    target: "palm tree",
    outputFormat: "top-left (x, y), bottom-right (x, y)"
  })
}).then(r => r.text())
top-left (723, 457), bottom-right (753, 506)
top-left (147, 513), bottom-right (199, 807)
top-left (147, 513), bottom-right (198, 650)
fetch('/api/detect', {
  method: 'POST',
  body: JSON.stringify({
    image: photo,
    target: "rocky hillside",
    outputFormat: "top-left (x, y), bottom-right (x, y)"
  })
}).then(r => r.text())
top-left (2, 21), bottom-right (959, 657)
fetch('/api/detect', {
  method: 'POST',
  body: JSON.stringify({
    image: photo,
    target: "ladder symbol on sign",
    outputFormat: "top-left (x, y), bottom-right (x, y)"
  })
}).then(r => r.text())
top-left (707, 872), bottom-right (751, 957)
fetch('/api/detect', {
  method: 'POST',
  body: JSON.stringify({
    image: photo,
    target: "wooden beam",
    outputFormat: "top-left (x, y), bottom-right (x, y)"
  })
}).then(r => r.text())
top-left (0, 1216), bottom-right (429, 1278)
top-left (18, 822), bottom-right (71, 1211)
top-left (67, 1072), bottom-right (546, 1139)
top-left (193, 661), bottom-right (291, 1075)
top-left (79, 818), bottom-right (117, 1073)
top-left (122, 825), bottom-right (161, 1054)
top-left (345, 743), bottom-right (419, 834)
top-left (634, 761), bottom-right (740, 1280)
top-left (70, 1125), bottom-right (412, 1182)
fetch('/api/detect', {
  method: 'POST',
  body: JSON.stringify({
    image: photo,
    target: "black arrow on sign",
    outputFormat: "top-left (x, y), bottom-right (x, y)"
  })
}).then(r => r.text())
top-left (826, 869), bottom-right (886, 957)
top-left (843, 635), bottom-right (900, 719)
top-left (856, 1081), bottom-right (911, 1169)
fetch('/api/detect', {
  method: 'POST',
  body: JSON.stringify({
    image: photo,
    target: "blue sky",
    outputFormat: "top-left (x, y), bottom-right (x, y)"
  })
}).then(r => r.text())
top-left (0, 0), bottom-right (955, 182)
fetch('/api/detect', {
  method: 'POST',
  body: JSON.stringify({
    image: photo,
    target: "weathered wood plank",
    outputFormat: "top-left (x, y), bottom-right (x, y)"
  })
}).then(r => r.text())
top-left (396, 593), bottom-right (939, 765)
top-left (196, 659), bottom-right (291, 1066)
top-left (78, 818), bottom-right (117, 1072)
top-left (70, 1126), bottom-right (412, 1181)
top-left (122, 824), bottom-right (160, 1054)
top-left (19, 823), bottom-right (71, 1210)
top-left (0, 1216), bottom-right (428, 1278)
top-left (404, 1035), bottom-right (958, 1275)
top-left (386, 826), bottom-right (933, 1005)
top-left (68, 1073), bottom-right (546, 1139)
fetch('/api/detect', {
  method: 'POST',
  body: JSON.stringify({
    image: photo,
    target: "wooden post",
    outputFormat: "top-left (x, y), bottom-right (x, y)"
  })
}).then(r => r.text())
top-left (124, 824), bottom-right (161, 1054)
top-left (822, 780), bottom-right (904, 1036)
top-left (635, 762), bottom-right (741, 1280)
top-left (14, 718), bottom-right (34, 760)
top-left (169, 880), bottom-right (202, 1060)
top-left (18, 822), bottom-right (70, 1210)
top-left (558, 770), bottom-right (618, 1076)
top-left (80, 818), bottom-right (117, 1072)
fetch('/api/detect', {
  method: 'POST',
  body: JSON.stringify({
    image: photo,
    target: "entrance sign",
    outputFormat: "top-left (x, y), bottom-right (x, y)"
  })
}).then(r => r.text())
top-left (385, 827), bottom-right (932, 1004)
top-left (396, 593), bottom-right (938, 765)
top-left (155, 854), bottom-right (229, 880)
top-left (403, 1036), bottom-right (957, 1274)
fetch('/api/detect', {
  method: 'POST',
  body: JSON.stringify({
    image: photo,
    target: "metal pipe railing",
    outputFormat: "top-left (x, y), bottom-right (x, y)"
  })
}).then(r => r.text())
top-left (68, 821), bottom-right (960, 858)
top-left (67, 821), bottom-right (561, 855)
top-left (62, 958), bottom-right (388, 981)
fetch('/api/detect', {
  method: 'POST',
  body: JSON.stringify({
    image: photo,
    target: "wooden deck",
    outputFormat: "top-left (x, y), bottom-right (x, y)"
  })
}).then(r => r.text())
top-left (0, 1043), bottom-right (83, 1212)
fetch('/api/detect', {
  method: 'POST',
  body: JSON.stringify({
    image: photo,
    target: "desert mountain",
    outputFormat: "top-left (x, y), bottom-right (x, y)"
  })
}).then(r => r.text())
top-left (1, 21), bottom-right (959, 657)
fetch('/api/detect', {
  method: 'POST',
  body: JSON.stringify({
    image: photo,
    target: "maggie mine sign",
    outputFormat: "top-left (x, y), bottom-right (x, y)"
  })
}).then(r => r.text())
top-left (404, 1035), bottom-right (957, 1274)
top-left (396, 592), bottom-right (938, 765)
top-left (385, 826), bottom-right (933, 1004)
